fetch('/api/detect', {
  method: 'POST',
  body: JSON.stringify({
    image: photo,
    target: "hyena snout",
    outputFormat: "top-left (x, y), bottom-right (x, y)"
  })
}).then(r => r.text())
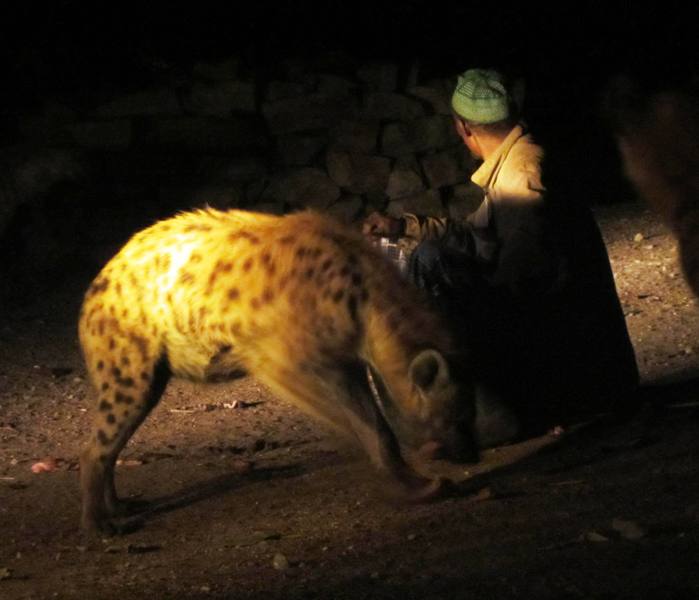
top-left (416, 420), bottom-right (480, 463)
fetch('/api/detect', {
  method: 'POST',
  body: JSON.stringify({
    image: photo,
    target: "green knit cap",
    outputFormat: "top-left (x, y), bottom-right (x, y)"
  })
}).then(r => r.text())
top-left (451, 68), bottom-right (510, 124)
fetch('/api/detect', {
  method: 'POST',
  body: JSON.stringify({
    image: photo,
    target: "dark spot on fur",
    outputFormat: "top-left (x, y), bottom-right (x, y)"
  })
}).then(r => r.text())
top-left (340, 265), bottom-right (351, 277)
top-left (262, 288), bottom-right (274, 303)
top-left (101, 382), bottom-right (110, 391)
top-left (228, 287), bottom-right (240, 301)
top-left (304, 267), bottom-right (315, 279)
top-left (184, 224), bottom-right (212, 232)
top-left (261, 252), bottom-right (276, 275)
top-left (88, 278), bottom-right (110, 296)
top-left (122, 308), bottom-right (129, 318)
top-left (207, 271), bottom-right (219, 289)
top-left (351, 273), bottom-right (362, 286)
top-left (305, 295), bottom-right (317, 311)
top-left (219, 344), bottom-right (232, 353)
top-left (97, 360), bottom-right (104, 371)
top-left (179, 271), bottom-right (195, 285)
top-left (320, 258), bottom-right (333, 272)
top-left (230, 231), bottom-right (260, 244)
top-left (97, 430), bottom-right (110, 445)
top-left (311, 247), bottom-right (323, 258)
top-left (360, 288), bottom-right (369, 302)
top-left (243, 257), bottom-right (254, 272)
top-left (112, 367), bottom-right (122, 378)
top-left (190, 253), bottom-right (203, 263)
top-left (121, 356), bottom-right (130, 367)
top-left (230, 322), bottom-right (242, 336)
top-left (250, 297), bottom-right (261, 310)
top-left (347, 294), bottom-right (358, 322)
top-left (120, 377), bottom-right (135, 388)
top-left (141, 371), bottom-right (150, 381)
top-left (115, 391), bottom-right (134, 405)
top-left (174, 316), bottom-right (186, 334)
top-left (109, 338), bottom-right (116, 350)
top-left (332, 289), bottom-right (344, 303)
top-left (116, 283), bottom-right (123, 296)
top-left (280, 235), bottom-right (296, 245)
top-left (295, 246), bottom-right (308, 260)
top-left (99, 400), bottom-right (113, 412)
top-left (106, 414), bottom-right (116, 424)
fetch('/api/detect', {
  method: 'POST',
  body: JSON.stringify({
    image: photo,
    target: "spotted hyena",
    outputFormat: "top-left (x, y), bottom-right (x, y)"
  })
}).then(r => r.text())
top-left (78, 208), bottom-right (486, 534)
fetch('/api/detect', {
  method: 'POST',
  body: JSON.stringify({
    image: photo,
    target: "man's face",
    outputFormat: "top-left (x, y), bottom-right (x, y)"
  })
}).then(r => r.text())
top-left (454, 118), bottom-right (482, 159)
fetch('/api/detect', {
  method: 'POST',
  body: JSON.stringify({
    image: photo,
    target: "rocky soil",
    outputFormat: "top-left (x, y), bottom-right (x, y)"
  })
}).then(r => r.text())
top-left (1, 201), bottom-right (699, 599)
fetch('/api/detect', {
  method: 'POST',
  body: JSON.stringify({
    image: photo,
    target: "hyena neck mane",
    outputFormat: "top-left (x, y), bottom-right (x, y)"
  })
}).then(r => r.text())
top-left (361, 264), bottom-right (461, 418)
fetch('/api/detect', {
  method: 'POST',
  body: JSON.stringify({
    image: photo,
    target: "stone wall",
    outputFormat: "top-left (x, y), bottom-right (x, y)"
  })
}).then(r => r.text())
top-left (4, 55), bottom-right (483, 234)
top-left (0, 54), bottom-right (488, 296)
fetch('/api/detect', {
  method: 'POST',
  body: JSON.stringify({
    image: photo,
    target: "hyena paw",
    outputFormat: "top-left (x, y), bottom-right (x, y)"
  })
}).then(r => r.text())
top-left (384, 472), bottom-right (449, 503)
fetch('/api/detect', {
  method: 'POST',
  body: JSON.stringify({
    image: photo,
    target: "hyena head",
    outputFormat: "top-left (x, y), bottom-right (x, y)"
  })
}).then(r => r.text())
top-left (369, 346), bottom-right (480, 463)
top-left (406, 348), bottom-right (480, 462)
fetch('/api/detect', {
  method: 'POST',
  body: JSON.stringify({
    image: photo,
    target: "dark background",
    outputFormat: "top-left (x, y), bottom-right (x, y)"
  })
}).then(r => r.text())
top-left (1, 2), bottom-right (695, 300)
top-left (3, 2), bottom-right (695, 185)
top-left (1, 2), bottom-right (695, 106)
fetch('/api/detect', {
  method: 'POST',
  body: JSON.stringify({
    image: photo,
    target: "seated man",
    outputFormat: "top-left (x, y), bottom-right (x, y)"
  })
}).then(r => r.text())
top-left (365, 69), bottom-right (639, 439)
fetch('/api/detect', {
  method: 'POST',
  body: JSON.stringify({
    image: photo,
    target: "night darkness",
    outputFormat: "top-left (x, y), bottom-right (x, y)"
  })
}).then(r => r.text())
top-left (3, 2), bottom-right (694, 194)
top-left (2, 2), bottom-right (695, 104)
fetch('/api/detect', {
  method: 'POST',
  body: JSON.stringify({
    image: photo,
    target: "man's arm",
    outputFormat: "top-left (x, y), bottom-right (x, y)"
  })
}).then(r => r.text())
top-left (363, 204), bottom-right (499, 267)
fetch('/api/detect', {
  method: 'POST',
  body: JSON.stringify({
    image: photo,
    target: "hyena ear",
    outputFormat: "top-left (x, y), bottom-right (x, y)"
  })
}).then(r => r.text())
top-left (409, 349), bottom-right (450, 394)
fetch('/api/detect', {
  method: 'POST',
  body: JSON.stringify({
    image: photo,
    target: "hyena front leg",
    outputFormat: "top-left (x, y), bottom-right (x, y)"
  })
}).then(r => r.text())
top-left (254, 358), bottom-right (443, 500)
top-left (337, 361), bottom-right (444, 499)
top-left (80, 336), bottom-right (170, 534)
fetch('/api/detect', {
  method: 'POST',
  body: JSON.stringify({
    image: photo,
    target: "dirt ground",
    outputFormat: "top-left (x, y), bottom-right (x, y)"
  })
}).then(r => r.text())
top-left (1, 200), bottom-right (699, 600)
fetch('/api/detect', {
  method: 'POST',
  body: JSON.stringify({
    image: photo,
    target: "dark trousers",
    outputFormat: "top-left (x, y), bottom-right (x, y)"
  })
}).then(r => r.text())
top-left (408, 240), bottom-right (639, 432)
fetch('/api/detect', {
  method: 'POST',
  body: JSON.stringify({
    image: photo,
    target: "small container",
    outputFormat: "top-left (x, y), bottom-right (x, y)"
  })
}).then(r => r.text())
top-left (372, 237), bottom-right (409, 275)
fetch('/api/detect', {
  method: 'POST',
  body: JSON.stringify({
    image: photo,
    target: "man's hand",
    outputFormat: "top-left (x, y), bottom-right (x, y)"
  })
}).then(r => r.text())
top-left (362, 211), bottom-right (404, 237)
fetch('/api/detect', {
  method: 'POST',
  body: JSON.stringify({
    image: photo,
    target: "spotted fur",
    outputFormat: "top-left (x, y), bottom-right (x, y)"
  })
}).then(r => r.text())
top-left (78, 208), bottom-right (476, 533)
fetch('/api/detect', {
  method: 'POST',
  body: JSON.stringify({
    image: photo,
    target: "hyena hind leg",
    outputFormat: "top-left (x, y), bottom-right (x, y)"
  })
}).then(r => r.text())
top-left (80, 357), bottom-right (171, 534)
